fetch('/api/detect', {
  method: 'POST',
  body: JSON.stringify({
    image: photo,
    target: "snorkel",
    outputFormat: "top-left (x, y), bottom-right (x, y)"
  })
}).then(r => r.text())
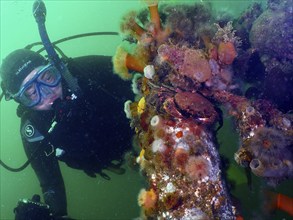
top-left (32, 0), bottom-right (81, 98)
top-left (0, 0), bottom-right (119, 103)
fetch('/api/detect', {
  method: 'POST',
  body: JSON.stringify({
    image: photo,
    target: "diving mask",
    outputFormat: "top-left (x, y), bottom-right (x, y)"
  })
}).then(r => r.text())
top-left (12, 64), bottom-right (62, 107)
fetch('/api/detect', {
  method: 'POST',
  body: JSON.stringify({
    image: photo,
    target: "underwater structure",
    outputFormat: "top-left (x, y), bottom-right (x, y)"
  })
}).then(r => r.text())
top-left (113, 0), bottom-right (293, 219)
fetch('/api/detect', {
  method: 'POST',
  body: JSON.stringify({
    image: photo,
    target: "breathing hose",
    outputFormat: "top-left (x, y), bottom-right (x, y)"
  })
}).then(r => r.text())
top-left (0, 155), bottom-right (36, 172)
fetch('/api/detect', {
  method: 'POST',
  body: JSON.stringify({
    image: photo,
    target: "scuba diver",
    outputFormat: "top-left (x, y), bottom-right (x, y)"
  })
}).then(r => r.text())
top-left (1, 49), bottom-right (134, 219)
top-left (0, 1), bottom-right (134, 219)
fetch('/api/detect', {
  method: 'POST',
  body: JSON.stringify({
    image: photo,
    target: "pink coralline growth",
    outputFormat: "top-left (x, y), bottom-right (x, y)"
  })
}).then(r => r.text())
top-left (185, 156), bottom-right (212, 181)
top-left (158, 45), bottom-right (212, 83)
top-left (157, 43), bottom-right (237, 91)
top-left (157, 44), bottom-right (185, 71)
top-left (181, 49), bottom-right (212, 82)
top-left (114, 1), bottom-right (293, 219)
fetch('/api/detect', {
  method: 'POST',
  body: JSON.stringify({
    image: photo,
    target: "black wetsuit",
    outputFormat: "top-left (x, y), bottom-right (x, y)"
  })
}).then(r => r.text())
top-left (17, 56), bottom-right (133, 217)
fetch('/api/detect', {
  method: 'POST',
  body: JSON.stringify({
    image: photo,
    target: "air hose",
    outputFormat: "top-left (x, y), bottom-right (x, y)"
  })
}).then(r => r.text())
top-left (0, 154), bottom-right (36, 172)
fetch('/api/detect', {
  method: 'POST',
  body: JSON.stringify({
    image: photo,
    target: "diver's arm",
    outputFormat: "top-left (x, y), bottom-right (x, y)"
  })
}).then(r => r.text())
top-left (21, 138), bottom-right (67, 217)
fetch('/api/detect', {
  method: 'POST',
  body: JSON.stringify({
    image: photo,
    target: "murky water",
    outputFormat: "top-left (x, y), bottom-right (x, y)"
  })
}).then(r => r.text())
top-left (1, 1), bottom-right (292, 220)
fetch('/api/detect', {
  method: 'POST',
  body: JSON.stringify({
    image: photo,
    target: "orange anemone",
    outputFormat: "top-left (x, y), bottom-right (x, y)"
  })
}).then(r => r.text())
top-left (138, 188), bottom-right (158, 210)
top-left (120, 11), bottom-right (147, 39)
top-left (113, 46), bottom-right (146, 80)
top-left (126, 53), bottom-right (146, 73)
top-left (148, 3), bottom-right (161, 33)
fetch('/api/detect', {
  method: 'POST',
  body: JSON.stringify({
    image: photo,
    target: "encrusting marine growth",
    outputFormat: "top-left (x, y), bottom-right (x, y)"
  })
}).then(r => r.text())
top-left (113, 1), bottom-right (293, 219)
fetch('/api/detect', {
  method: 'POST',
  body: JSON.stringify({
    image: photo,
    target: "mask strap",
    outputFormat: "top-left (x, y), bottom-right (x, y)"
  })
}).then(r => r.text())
top-left (0, 81), bottom-right (12, 101)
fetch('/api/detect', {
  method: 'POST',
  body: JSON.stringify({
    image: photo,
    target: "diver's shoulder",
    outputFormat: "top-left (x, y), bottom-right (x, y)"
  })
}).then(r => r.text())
top-left (19, 108), bottom-right (54, 141)
top-left (67, 55), bottom-right (112, 72)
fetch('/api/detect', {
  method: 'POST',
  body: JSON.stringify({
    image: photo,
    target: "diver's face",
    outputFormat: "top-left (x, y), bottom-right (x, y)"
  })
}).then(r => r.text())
top-left (20, 65), bottom-right (63, 111)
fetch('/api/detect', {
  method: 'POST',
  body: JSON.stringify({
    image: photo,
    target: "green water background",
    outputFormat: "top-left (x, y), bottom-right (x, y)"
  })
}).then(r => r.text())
top-left (0, 1), bottom-right (292, 219)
